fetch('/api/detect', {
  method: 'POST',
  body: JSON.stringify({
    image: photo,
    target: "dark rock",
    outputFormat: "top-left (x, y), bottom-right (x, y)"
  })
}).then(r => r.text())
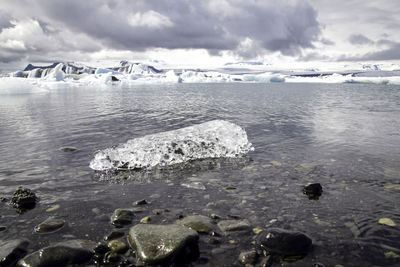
top-left (0, 239), bottom-right (29, 267)
top-left (256, 228), bottom-right (312, 256)
top-left (94, 242), bottom-right (110, 255)
top-left (10, 186), bottom-right (37, 212)
top-left (128, 224), bottom-right (199, 265)
top-left (59, 147), bottom-right (78, 152)
top-left (0, 226), bottom-right (6, 232)
top-left (238, 249), bottom-right (257, 265)
top-left (217, 219), bottom-right (251, 234)
top-left (303, 183), bottom-right (323, 199)
top-left (103, 251), bottom-right (120, 263)
top-left (17, 239), bottom-right (95, 267)
top-left (1, 197), bottom-right (8, 202)
top-left (135, 199), bottom-right (148, 205)
top-left (111, 209), bottom-right (134, 227)
top-left (34, 217), bottom-right (65, 233)
top-left (104, 231), bottom-right (125, 241)
top-left (111, 76), bottom-right (119, 82)
top-left (175, 215), bottom-right (215, 234)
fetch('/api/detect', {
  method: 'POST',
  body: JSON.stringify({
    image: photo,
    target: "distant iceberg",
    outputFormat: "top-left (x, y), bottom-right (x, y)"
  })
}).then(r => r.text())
top-left (89, 120), bottom-right (254, 172)
top-left (2, 60), bottom-right (400, 91)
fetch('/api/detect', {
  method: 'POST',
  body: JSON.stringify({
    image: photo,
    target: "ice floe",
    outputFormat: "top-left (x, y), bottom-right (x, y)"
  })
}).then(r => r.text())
top-left (89, 120), bottom-right (254, 171)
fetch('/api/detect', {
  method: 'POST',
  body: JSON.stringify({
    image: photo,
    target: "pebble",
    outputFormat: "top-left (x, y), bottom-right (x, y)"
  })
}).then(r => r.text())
top-left (34, 218), bottom-right (65, 233)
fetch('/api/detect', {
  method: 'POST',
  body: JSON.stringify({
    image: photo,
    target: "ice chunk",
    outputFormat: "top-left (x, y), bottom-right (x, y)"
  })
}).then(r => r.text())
top-left (89, 120), bottom-right (253, 171)
top-left (44, 63), bottom-right (65, 81)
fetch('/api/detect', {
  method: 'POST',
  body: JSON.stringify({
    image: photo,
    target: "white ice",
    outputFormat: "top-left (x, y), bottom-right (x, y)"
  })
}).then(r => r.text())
top-left (89, 120), bottom-right (254, 171)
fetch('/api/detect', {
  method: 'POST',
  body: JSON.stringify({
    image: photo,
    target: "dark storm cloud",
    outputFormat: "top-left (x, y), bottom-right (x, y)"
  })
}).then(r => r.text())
top-left (0, 0), bottom-right (321, 63)
top-left (348, 34), bottom-right (374, 45)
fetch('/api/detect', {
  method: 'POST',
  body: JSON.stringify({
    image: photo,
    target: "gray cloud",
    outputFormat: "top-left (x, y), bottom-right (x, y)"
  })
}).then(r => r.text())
top-left (349, 34), bottom-right (374, 45)
top-left (0, 0), bottom-right (321, 65)
top-left (342, 42), bottom-right (400, 61)
top-left (339, 39), bottom-right (400, 61)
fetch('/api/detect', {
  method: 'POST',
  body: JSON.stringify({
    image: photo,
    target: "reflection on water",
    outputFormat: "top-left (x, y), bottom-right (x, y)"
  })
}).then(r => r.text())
top-left (0, 83), bottom-right (400, 266)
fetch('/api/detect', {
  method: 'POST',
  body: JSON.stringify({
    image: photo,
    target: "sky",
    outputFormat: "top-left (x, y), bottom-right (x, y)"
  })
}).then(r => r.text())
top-left (0, 0), bottom-right (400, 71)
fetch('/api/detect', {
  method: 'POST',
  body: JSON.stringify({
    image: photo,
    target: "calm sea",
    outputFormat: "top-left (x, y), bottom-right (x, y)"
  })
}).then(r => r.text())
top-left (1, 83), bottom-right (399, 266)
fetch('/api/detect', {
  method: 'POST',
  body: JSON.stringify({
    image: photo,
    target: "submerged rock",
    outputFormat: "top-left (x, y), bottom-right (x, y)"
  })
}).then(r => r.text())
top-left (10, 186), bottom-right (37, 212)
top-left (255, 228), bottom-right (312, 256)
top-left (128, 224), bottom-right (199, 265)
top-left (181, 182), bottom-right (206, 190)
top-left (303, 183), bottom-right (323, 199)
top-left (175, 215), bottom-right (215, 234)
top-left (0, 239), bottom-right (29, 267)
top-left (34, 217), bottom-right (65, 233)
top-left (90, 120), bottom-right (253, 171)
top-left (217, 219), bottom-right (251, 234)
top-left (17, 239), bottom-right (95, 267)
top-left (59, 147), bottom-right (78, 152)
top-left (134, 199), bottom-right (148, 205)
top-left (111, 209), bottom-right (134, 227)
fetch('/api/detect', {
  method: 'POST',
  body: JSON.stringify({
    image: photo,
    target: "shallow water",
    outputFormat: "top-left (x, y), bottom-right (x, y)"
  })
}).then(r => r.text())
top-left (1, 83), bottom-right (400, 266)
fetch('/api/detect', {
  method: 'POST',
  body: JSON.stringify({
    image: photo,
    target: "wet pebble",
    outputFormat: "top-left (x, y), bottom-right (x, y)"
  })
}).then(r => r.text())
top-left (45, 204), bottom-right (60, 212)
top-left (34, 217), bottom-right (65, 233)
top-left (111, 209), bottom-right (134, 227)
top-left (108, 240), bottom-right (128, 254)
top-left (140, 216), bottom-right (151, 223)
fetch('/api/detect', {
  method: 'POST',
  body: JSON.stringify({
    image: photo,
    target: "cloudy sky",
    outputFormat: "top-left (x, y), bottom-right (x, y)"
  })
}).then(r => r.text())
top-left (0, 0), bottom-right (399, 71)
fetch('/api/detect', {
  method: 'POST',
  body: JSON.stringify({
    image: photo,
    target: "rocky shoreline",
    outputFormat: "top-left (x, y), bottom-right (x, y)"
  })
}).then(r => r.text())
top-left (1, 185), bottom-right (322, 267)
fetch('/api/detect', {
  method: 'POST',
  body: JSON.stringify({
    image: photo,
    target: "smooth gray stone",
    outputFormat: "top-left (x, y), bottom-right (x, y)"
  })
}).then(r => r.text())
top-left (34, 218), bottom-right (65, 233)
top-left (17, 239), bottom-right (95, 267)
top-left (128, 224), bottom-right (199, 264)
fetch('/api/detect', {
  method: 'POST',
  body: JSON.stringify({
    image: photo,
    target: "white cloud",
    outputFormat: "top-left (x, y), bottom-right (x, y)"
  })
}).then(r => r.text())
top-left (0, 39), bottom-right (26, 51)
top-left (128, 10), bottom-right (173, 29)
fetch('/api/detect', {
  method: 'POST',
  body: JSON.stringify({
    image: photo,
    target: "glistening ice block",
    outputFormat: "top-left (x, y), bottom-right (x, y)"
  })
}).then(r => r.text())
top-left (89, 120), bottom-right (253, 171)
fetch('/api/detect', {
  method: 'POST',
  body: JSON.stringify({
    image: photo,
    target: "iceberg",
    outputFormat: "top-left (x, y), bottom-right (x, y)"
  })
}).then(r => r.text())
top-left (89, 120), bottom-right (254, 171)
top-left (3, 60), bottom-right (400, 87)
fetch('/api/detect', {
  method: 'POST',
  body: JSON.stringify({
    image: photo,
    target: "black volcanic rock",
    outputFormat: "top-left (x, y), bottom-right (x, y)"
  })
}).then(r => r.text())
top-left (256, 228), bottom-right (312, 256)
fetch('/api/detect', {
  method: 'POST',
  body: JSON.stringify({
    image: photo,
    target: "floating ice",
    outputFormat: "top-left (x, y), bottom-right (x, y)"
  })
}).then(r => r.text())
top-left (89, 120), bottom-right (254, 171)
